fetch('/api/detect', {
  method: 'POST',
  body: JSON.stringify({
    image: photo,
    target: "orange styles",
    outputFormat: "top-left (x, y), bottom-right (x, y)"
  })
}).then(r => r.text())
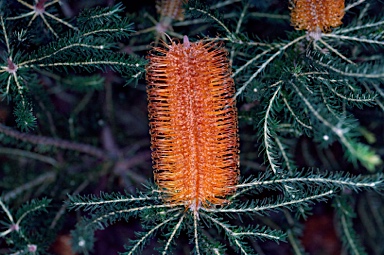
top-left (146, 36), bottom-right (239, 212)
top-left (290, 0), bottom-right (345, 33)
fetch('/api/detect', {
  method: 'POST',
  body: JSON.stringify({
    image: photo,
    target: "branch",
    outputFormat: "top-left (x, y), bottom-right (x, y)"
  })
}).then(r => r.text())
top-left (0, 123), bottom-right (106, 159)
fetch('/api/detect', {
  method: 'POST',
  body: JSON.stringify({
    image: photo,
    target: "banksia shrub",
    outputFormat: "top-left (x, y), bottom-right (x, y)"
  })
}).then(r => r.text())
top-left (2, 1), bottom-right (384, 254)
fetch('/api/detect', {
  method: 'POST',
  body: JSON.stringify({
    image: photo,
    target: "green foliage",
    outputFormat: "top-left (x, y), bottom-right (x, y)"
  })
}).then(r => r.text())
top-left (334, 197), bottom-right (368, 255)
top-left (0, 197), bottom-right (51, 253)
top-left (0, 1), bottom-right (145, 130)
top-left (13, 102), bottom-right (37, 131)
top-left (67, 171), bottom-right (383, 254)
top-left (0, 0), bottom-right (384, 254)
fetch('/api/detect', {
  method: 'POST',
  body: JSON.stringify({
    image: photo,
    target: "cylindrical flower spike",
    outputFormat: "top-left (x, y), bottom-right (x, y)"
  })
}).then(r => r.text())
top-left (290, 0), bottom-right (345, 38)
top-left (146, 36), bottom-right (239, 213)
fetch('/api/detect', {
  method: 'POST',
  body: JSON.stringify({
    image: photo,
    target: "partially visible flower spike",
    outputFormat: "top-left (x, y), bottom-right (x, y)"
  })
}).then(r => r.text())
top-left (156, 0), bottom-right (188, 22)
top-left (290, 0), bottom-right (345, 40)
top-left (155, 0), bottom-right (188, 34)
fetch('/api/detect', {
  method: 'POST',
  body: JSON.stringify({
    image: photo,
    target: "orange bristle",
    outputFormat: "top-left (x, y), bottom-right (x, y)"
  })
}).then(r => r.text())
top-left (290, 0), bottom-right (345, 33)
top-left (146, 36), bottom-right (239, 212)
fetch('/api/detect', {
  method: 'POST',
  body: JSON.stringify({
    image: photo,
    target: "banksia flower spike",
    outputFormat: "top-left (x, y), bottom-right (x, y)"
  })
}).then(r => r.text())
top-left (290, 0), bottom-right (345, 39)
top-left (146, 36), bottom-right (239, 213)
top-left (155, 0), bottom-right (188, 37)
top-left (156, 0), bottom-right (188, 22)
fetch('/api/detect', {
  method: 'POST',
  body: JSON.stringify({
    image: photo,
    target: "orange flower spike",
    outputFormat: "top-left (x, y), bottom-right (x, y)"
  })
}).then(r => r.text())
top-left (290, 0), bottom-right (345, 35)
top-left (146, 36), bottom-right (239, 213)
